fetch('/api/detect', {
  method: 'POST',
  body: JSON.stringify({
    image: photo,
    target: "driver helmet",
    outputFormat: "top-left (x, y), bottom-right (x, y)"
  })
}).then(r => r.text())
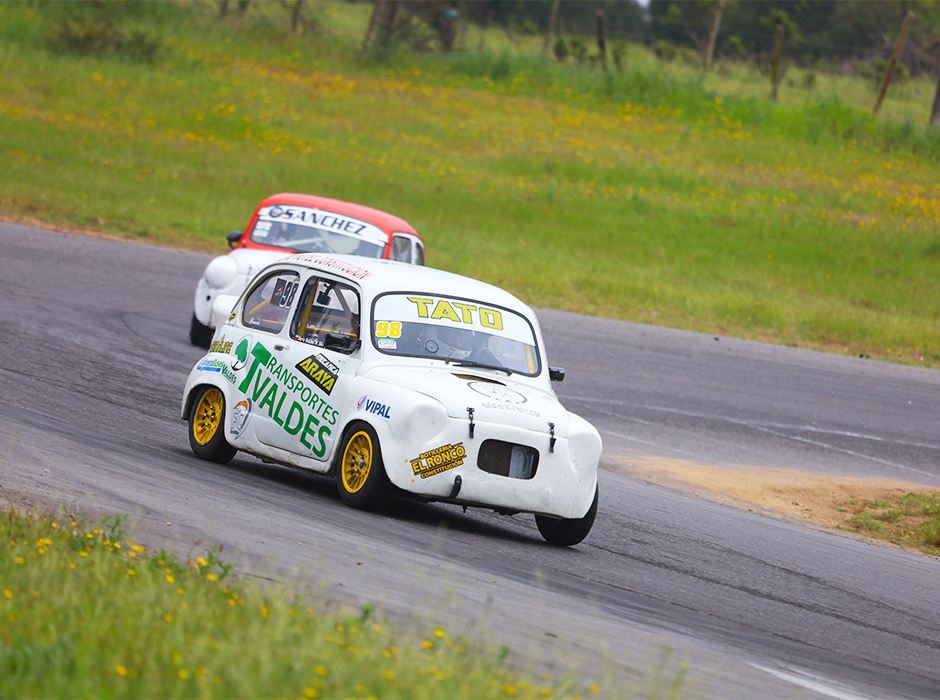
top-left (437, 326), bottom-right (475, 359)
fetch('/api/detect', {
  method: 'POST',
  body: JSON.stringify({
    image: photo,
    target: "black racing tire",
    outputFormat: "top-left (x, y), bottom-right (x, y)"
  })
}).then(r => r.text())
top-left (337, 422), bottom-right (390, 510)
top-left (190, 313), bottom-right (213, 349)
top-left (188, 386), bottom-right (237, 464)
top-left (535, 485), bottom-right (598, 546)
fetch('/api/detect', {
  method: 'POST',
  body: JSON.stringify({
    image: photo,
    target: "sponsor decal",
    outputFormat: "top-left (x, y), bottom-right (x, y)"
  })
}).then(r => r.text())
top-left (374, 321), bottom-right (402, 338)
top-left (263, 206), bottom-right (369, 236)
top-left (237, 342), bottom-right (338, 457)
top-left (480, 401), bottom-right (540, 418)
top-left (209, 334), bottom-right (234, 354)
top-left (295, 353), bottom-right (339, 396)
top-left (410, 443), bottom-right (466, 479)
top-left (356, 394), bottom-right (391, 419)
top-left (196, 358), bottom-right (237, 384)
top-left (230, 399), bottom-right (252, 438)
top-left (283, 254), bottom-right (374, 280)
top-left (252, 220), bottom-right (271, 238)
top-left (467, 382), bottom-right (527, 404)
top-left (406, 297), bottom-right (503, 330)
top-left (377, 339), bottom-right (397, 350)
top-left (226, 309), bottom-right (238, 324)
top-left (231, 336), bottom-right (252, 371)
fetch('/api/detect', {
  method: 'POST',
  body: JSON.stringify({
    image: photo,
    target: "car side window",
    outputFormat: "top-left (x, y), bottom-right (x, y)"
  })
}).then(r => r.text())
top-left (291, 277), bottom-right (361, 352)
top-left (242, 271), bottom-right (300, 334)
top-left (390, 235), bottom-right (413, 263)
top-left (415, 240), bottom-right (425, 266)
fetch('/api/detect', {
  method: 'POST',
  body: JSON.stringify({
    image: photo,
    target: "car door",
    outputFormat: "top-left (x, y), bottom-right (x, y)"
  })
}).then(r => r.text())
top-left (251, 274), bottom-right (361, 462)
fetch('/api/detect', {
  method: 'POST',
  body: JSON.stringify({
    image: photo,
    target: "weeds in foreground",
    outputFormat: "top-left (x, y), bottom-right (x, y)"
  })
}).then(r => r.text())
top-left (842, 492), bottom-right (940, 555)
top-left (0, 506), bottom-right (587, 698)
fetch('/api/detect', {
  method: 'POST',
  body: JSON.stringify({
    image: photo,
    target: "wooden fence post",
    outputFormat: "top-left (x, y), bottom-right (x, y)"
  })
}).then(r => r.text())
top-left (931, 70), bottom-right (940, 127)
top-left (703, 0), bottom-right (725, 73)
top-left (543, 0), bottom-right (560, 54)
top-left (873, 11), bottom-right (915, 116)
top-left (596, 9), bottom-right (607, 71)
top-left (291, 0), bottom-right (304, 33)
top-left (769, 24), bottom-right (783, 101)
top-left (362, 0), bottom-right (381, 50)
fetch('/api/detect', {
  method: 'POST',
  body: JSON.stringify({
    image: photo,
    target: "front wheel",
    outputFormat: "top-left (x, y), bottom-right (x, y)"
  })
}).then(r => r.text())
top-left (535, 485), bottom-right (598, 546)
top-left (190, 313), bottom-right (213, 349)
top-left (188, 386), bottom-right (237, 464)
top-left (337, 423), bottom-right (389, 510)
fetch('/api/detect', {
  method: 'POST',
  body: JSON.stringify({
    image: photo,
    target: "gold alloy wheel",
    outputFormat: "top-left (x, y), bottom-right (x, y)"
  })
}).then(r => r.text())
top-left (192, 388), bottom-right (224, 446)
top-left (341, 431), bottom-right (373, 494)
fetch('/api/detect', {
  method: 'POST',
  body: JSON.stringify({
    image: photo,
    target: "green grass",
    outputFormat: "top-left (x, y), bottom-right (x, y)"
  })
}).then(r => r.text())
top-left (2, 2), bottom-right (940, 366)
top-left (843, 492), bottom-right (940, 553)
top-left (0, 506), bottom-right (594, 698)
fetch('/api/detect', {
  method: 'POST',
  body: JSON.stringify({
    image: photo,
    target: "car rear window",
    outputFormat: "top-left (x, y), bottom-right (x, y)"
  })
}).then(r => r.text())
top-left (242, 271), bottom-right (300, 334)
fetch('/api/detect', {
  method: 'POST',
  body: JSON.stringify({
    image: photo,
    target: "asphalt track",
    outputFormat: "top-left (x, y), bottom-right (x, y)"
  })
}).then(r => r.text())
top-left (2, 222), bottom-right (940, 698)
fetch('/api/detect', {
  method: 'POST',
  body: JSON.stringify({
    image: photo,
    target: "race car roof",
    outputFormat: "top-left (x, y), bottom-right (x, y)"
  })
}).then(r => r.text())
top-left (271, 254), bottom-right (533, 317)
top-left (258, 193), bottom-right (421, 239)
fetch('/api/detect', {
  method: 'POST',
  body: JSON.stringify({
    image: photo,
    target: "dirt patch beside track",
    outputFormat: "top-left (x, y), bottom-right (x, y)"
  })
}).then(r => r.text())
top-left (610, 455), bottom-right (934, 529)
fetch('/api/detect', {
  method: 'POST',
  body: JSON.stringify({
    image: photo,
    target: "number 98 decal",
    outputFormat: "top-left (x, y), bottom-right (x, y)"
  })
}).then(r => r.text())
top-left (272, 278), bottom-right (298, 309)
top-left (374, 321), bottom-right (402, 338)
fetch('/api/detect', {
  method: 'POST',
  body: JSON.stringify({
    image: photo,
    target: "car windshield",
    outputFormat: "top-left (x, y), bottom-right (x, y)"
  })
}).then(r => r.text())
top-left (371, 294), bottom-right (541, 376)
top-left (250, 204), bottom-right (388, 257)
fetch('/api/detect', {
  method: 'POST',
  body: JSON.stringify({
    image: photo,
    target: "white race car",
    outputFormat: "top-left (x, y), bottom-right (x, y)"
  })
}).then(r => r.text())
top-left (181, 255), bottom-right (601, 545)
top-left (190, 193), bottom-right (425, 348)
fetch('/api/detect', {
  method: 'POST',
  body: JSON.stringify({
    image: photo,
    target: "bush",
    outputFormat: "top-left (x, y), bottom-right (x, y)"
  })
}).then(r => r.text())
top-left (857, 58), bottom-right (909, 91)
top-left (552, 36), bottom-right (569, 63)
top-left (568, 36), bottom-right (587, 64)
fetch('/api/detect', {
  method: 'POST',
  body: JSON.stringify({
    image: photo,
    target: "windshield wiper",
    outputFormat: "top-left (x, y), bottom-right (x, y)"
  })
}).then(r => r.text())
top-left (447, 359), bottom-right (513, 376)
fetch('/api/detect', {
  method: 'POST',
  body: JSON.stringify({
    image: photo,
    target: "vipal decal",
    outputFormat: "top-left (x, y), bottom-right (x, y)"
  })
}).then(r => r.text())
top-left (356, 395), bottom-right (391, 419)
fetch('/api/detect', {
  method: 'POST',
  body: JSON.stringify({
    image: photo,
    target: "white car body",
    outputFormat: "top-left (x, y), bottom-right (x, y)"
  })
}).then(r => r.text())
top-left (193, 248), bottom-right (290, 329)
top-left (182, 255), bottom-right (602, 543)
top-left (191, 194), bottom-right (425, 347)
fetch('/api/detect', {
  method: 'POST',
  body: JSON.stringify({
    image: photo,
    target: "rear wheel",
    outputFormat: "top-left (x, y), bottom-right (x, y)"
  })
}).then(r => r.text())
top-left (337, 423), bottom-right (389, 510)
top-left (535, 485), bottom-right (598, 546)
top-left (188, 386), bottom-right (237, 464)
top-left (190, 313), bottom-right (213, 349)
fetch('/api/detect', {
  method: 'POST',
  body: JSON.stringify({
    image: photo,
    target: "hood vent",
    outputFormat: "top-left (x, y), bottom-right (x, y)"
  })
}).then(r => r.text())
top-left (452, 373), bottom-right (503, 385)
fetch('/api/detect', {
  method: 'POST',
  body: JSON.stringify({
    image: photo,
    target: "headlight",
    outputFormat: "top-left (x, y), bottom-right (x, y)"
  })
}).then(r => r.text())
top-left (204, 255), bottom-right (238, 290)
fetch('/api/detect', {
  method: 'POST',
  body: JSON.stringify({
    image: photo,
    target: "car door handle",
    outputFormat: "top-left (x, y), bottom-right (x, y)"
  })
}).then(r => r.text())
top-left (274, 344), bottom-right (288, 351)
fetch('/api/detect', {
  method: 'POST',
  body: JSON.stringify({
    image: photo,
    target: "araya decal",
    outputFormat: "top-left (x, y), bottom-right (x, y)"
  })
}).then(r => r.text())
top-left (231, 399), bottom-right (252, 439)
top-left (356, 395), bottom-right (391, 419)
top-left (295, 353), bottom-right (339, 396)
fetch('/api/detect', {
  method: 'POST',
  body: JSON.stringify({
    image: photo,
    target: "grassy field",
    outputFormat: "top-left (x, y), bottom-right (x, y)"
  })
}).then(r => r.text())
top-left (0, 505), bottom-right (610, 698)
top-left (2, 1), bottom-right (940, 368)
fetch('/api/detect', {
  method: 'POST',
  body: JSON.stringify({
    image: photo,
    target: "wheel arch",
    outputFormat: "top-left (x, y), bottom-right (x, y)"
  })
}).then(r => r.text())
top-left (329, 418), bottom-right (385, 476)
top-left (182, 380), bottom-right (230, 422)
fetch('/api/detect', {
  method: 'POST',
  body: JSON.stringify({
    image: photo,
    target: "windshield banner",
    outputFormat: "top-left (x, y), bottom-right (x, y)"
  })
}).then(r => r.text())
top-left (256, 206), bottom-right (387, 246)
top-left (373, 294), bottom-right (535, 345)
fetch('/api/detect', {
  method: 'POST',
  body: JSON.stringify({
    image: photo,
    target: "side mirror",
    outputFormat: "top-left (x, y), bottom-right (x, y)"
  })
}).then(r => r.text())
top-left (549, 366), bottom-right (566, 382)
top-left (226, 230), bottom-right (243, 248)
top-left (324, 333), bottom-right (361, 354)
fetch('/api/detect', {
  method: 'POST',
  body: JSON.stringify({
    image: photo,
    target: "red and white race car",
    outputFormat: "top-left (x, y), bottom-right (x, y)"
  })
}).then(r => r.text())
top-left (190, 193), bottom-right (425, 347)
